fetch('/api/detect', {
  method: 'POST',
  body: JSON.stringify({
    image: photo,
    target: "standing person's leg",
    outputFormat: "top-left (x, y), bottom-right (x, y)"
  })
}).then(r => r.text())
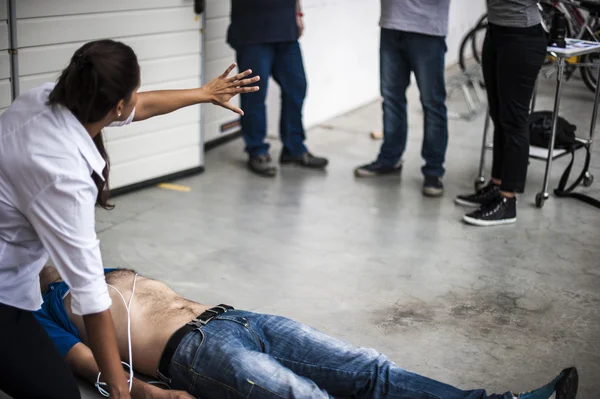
top-left (355, 28), bottom-right (411, 177)
top-left (455, 27), bottom-right (503, 208)
top-left (272, 41), bottom-right (328, 169)
top-left (0, 304), bottom-right (81, 399)
top-left (463, 25), bottom-right (547, 227)
top-left (406, 31), bottom-right (449, 196)
top-left (495, 26), bottom-right (546, 195)
top-left (235, 43), bottom-right (277, 176)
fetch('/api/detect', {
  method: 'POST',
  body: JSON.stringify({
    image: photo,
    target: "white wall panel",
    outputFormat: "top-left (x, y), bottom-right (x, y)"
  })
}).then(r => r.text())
top-left (107, 124), bottom-right (200, 165)
top-left (16, 0), bottom-right (193, 18)
top-left (110, 147), bottom-right (201, 189)
top-left (0, 23), bottom-right (8, 51)
top-left (0, 80), bottom-right (11, 108)
top-left (0, 0), bottom-right (7, 20)
top-left (206, 39), bottom-right (235, 61)
top-left (205, 1), bottom-right (229, 19)
top-left (19, 31), bottom-right (201, 76)
top-left (205, 16), bottom-right (229, 41)
top-left (0, 52), bottom-right (9, 79)
top-left (17, 7), bottom-right (199, 48)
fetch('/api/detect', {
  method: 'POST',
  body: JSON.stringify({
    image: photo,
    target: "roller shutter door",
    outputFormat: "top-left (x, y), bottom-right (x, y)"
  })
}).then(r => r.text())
top-left (204, 0), bottom-right (240, 143)
top-left (15, 0), bottom-right (204, 190)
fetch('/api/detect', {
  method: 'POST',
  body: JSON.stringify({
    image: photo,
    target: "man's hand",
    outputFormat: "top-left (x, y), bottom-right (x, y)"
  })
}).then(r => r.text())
top-left (297, 14), bottom-right (304, 37)
top-left (201, 63), bottom-right (260, 115)
top-left (296, 0), bottom-right (304, 37)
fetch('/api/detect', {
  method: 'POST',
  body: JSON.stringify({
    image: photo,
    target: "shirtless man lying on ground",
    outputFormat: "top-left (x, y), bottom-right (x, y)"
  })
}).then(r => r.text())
top-left (35, 266), bottom-right (579, 399)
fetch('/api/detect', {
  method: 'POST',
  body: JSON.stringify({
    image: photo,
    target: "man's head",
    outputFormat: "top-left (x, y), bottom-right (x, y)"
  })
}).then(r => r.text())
top-left (39, 265), bottom-right (61, 293)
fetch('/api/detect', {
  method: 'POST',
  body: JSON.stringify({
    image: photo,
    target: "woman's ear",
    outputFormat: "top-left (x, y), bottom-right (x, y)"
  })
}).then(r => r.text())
top-left (114, 99), bottom-right (125, 119)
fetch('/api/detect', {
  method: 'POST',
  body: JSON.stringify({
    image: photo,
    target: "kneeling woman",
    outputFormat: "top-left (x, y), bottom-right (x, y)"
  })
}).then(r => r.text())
top-left (0, 39), bottom-right (258, 399)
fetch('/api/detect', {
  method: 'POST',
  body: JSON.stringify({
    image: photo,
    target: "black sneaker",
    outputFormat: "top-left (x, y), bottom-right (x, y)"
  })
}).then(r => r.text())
top-left (248, 154), bottom-right (277, 177)
top-left (280, 152), bottom-right (329, 169)
top-left (455, 183), bottom-right (500, 208)
top-left (354, 161), bottom-right (403, 177)
top-left (555, 367), bottom-right (578, 399)
top-left (463, 196), bottom-right (517, 227)
top-left (518, 367), bottom-right (578, 399)
top-left (423, 176), bottom-right (444, 197)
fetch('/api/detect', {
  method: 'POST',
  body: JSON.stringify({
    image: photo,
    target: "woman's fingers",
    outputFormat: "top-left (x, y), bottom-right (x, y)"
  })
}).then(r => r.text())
top-left (233, 76), bottom-right (260, 87)
top-left (225, 68), bottom-right (254, 83)
top-left (221, 86), bottom-right (260, 95)
top-left (220, 63), bottom-right (237, 79)
top-left (220, 101), bottom-right (244, 116)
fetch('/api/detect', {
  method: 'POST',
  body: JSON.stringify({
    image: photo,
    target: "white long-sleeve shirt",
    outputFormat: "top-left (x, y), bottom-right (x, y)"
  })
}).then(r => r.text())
top-left (0, 83), bottom-right (133, 315)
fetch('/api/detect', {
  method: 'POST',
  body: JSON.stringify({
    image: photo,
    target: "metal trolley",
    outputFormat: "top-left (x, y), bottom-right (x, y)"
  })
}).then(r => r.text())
top-left (476, 39), bottom-right (599, 208)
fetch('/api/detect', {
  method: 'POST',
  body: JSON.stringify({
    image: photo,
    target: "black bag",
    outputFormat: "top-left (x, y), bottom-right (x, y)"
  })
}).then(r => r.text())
top-left (529, 111), bottom-right (577, 149)
top-left (528, 112), bottom-right (599, 209)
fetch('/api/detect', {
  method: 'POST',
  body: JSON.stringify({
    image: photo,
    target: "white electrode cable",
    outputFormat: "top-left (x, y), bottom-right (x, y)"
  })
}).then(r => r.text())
top-left (95, 274), bottom-right (138, 397)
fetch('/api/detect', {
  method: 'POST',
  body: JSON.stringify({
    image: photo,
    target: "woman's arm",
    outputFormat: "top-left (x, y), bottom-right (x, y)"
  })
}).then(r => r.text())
top-left (133, 63), bottom-right (259, 122)
top-left (84, 312), bottom-right (132, 398)
top-left (66, 342), bottom-right (193, 399)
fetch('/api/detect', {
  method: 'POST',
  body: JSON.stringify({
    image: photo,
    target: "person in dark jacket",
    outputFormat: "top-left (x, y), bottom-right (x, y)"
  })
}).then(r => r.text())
top-left (228, 0), bottom-right (328, 177)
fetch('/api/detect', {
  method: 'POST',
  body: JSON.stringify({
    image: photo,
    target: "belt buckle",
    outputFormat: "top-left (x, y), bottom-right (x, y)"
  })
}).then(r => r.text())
top-left (187, 318), bottom-right (210, 327)
top-left (156, 369), bottom-right (172, 385)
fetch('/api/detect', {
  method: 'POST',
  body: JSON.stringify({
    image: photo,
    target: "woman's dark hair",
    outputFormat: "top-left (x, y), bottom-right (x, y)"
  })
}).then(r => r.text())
top-left (48, 39), bottom-right (140, 209)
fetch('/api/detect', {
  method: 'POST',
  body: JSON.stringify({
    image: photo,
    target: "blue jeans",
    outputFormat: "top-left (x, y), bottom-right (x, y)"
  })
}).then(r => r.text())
top-left (234, 42), bottom-right (308, 157)
top-left (378, 28), bottom-right (449, 178)
top-left (169, 310), bottom-right (512, 398)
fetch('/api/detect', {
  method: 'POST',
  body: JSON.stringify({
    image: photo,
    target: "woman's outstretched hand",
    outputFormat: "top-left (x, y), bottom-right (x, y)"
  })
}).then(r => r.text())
top-left (202, 63), bottom-right (260, 115)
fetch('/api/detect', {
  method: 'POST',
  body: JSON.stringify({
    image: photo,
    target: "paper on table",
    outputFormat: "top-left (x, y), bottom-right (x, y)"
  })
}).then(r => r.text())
top-left (547, 38), bottom-right (600, 57)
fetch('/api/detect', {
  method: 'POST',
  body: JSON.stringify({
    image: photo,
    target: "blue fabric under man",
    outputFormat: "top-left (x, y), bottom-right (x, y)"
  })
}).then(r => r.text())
top-left (355, 0), bottom-right (450, 197)
top-left (228, 0), bottom-right (328, 177)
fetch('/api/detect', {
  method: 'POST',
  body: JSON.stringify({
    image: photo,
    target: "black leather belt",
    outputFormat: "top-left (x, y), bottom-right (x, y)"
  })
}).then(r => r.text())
top-left (157, 304), bottom-right (234, 384)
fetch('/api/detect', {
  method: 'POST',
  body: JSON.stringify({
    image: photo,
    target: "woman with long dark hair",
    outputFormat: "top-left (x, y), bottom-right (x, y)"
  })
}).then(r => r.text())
top-left (0, 39), bottom-right (258, 398)
top-left (456, 0), bottom-right (547, 226)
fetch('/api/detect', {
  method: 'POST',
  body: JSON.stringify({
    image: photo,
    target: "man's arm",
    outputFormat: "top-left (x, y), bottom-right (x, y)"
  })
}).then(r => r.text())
top-left (65, 343), bottom-right (193, 399)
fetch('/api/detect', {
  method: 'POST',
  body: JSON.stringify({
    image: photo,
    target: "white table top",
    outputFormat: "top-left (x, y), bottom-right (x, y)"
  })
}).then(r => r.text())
top-left (548, 38), bottom-right (600, 57)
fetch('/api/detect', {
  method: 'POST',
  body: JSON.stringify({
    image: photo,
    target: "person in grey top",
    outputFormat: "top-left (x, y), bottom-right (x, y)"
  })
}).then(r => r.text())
top-left (456, 0), bottom-right (547, 226)
top-left (487, 0), bottom-right (542, 28)
top-left (355, 0), bottom-right (450, 198)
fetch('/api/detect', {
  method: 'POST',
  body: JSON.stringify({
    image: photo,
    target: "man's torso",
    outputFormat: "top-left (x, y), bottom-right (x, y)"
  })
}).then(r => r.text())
top-left (64, 269), bottom-right (209, 377)
top-left (228, 0), bottom-right (298, 47)
top-left (380, 0), bottom-right (451, 37)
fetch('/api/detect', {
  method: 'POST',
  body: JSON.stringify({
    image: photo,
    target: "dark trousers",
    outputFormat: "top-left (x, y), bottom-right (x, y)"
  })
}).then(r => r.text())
top-left (378, 28), bottom-right (448, 177)
top-left (235, 41), bottom-right (308, 157)
top-left (0, 303), bottom-right (81, 399)
top-left (482, 23), bottom-right (547, 193)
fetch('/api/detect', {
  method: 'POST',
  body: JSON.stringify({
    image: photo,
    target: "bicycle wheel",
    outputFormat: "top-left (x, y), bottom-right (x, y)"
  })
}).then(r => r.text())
top-left (579, 26), bottom-right (600, 93)
top-left (580, 52), bottom-right (600, 93)
top-left (459, 24), bottom-right (488, 72)
top-left (475, 13), bottom-right (487, 29)
top-left (471, 23), bottom-right (487, 65)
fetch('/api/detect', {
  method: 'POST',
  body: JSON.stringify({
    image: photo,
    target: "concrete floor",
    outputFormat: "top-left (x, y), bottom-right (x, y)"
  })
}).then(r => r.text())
top-left (5, 73), bottom-right (600, 398)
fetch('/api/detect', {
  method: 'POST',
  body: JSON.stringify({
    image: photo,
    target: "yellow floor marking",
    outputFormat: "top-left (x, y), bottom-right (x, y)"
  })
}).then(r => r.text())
top-left (157, 183), bottom-right (191, 192)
